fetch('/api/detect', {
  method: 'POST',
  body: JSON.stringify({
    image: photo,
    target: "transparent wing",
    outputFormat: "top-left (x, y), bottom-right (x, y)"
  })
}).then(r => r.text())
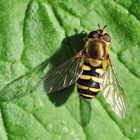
top-left (101, 59), bottom-right (127, 118)
top-left (44, 50), bottom-right (86, 93)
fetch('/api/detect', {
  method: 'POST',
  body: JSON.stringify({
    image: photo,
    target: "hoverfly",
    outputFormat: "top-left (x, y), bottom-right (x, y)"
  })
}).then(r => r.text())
top-left (44, 25), bottom-right (127, 118)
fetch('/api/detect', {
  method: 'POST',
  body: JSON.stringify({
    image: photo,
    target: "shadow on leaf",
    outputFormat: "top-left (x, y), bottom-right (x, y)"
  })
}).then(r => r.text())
top-left (43, 31), bottom-right (87, 106)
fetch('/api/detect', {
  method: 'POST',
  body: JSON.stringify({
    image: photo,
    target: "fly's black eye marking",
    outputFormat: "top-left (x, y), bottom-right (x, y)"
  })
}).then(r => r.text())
top-left (98, 29), bottom-right (103, 34)
top-left (103, 33), bottom-right (111, 42)
top-left (88, 31), bottom-right (99, 38)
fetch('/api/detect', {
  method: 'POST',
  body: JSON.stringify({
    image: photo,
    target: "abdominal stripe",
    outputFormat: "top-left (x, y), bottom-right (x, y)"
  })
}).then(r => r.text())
top-left (77, 78), bottom-right (100, 88)
top-left (78, 88), bottom-right (98, 96)
top-left (77, 61), bottom-right (102, 99)
top-left (82, 70), bottom-right (99, 77)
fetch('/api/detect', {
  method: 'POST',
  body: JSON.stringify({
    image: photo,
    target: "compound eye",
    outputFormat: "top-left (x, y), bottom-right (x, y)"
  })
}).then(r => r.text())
top-left (88, 31), bottom-right (99, 38)
top-left (103, 33), bottom-right (111, 42)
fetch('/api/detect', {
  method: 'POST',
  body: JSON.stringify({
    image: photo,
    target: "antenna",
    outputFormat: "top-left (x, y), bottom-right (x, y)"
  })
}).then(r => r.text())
top-left (97, 24), bottom-right (100, 29)
top-left (97, 24), bottom-right (107, 30)
top-left (103, 25), bottom-right (107, 30)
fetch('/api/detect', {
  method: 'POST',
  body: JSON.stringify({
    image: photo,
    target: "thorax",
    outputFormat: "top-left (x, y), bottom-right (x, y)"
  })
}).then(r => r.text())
top-left (85, 40), bottom-right (109, 67)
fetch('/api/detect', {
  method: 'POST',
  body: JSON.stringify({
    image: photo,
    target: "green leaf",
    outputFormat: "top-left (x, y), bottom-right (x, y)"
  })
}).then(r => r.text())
top-left (79, 97), bottom-right (91, 127)
top-left (0, 0), bottom-right (140, 139)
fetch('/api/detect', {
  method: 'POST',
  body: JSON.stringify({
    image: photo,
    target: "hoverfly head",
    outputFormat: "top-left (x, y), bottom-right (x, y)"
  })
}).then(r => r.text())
top-left (88, 24), bottom-right (111, 42)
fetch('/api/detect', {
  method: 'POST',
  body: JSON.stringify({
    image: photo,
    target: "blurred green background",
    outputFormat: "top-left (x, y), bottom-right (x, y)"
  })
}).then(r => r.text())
top-left (0, 0), bottom-right (140, 139)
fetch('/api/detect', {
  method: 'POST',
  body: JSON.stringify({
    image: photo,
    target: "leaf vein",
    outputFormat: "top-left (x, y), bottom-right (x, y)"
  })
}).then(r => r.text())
top-left (113, 0), bottom-right (140, 23)
top-left (20, 0), bottom-right (33, 70)
top-left (117, 55), bottom-right (140, 81)
top-left (0, 107), bottom-right (9, 140)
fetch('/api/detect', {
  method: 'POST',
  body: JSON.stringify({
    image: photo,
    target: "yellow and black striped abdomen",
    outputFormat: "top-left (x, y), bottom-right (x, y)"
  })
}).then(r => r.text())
top-left (77, 61), bottom-right (103, 100)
